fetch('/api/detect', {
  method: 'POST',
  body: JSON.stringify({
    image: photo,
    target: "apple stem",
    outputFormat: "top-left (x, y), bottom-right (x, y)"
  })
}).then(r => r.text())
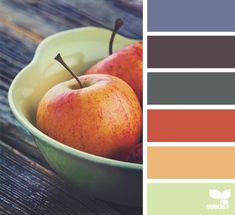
top-left (54, 53), bottom-right (83, 88)
top-left (109, 18), bottom-right (124, 55)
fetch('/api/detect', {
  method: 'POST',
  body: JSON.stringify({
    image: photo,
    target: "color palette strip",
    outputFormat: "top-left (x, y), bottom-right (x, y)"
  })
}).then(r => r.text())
top-left (145, 1), bottom-right (235, 214)
top-left (148, 110), bottom-right (235, 142)
top-left (148, 36), bottom-right (235, 68)
top-left (148, 147), bottom-right (235, 179)
top-left (148, 73), bottom-right (235, 104)
top-left (148, 183), bottom-right (235, 215)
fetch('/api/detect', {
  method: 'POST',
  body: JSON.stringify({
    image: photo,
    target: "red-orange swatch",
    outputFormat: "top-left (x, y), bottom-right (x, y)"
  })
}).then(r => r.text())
top-left (148, 110), bottom-right (235, 142)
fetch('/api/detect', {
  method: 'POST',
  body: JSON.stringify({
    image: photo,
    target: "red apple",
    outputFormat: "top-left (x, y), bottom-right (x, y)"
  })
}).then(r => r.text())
top-left (115, 143), bottom-right (143, 164)
top-left (36, 74), bottom-right (142, 158)
top-left (85, 41), bottom-right (143, 103)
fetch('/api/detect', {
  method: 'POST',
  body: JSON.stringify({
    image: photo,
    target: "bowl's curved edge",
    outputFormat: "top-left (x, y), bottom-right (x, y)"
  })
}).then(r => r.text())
top-left (33, 27), bottom-right (137, 66)
top-left (8, 27), bottom-right (143, 171)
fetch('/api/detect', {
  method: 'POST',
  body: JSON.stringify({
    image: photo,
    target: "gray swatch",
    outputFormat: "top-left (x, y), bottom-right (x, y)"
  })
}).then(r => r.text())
top-left (148, 73), bottom-right (235, 104)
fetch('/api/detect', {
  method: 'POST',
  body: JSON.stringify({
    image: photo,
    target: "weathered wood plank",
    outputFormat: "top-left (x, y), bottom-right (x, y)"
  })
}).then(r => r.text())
top-left (0, 141), bottom-right (124, 215)
top-left (0, 0), bottom-right (142, 39)
top-left (116, 0), bottom-right (143, 16)
top-left (0, 25), bottom-right (45, 163)
top-left (0, 18), bottom-right (43, 43)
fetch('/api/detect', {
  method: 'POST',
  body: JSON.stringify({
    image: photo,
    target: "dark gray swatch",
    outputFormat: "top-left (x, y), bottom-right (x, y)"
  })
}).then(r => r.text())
top-left (148, 73), bottom-right (235, 104)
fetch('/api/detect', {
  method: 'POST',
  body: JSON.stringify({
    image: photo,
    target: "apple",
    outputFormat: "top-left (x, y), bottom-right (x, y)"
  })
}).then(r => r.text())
top-left (115, 143), bottom-right (143, 164)
top-left (85, 19), bottom-right (143, 104)
top-left (36, 54), bottom-right (142, 158)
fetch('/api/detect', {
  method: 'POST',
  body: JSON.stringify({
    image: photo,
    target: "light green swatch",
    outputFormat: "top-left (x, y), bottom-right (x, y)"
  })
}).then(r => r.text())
top-left (148, 183), bottom-right (235, 215)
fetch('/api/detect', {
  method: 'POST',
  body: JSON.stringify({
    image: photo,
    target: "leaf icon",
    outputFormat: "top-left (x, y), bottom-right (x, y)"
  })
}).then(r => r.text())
top-left (222, 189), bottom-right (231, 200)
top-left (209, 189), bottom-right (222, 199)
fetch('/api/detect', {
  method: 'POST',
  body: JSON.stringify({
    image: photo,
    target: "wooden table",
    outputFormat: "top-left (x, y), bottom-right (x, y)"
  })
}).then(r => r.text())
top-left (0, 1), bottom-right (142, 214)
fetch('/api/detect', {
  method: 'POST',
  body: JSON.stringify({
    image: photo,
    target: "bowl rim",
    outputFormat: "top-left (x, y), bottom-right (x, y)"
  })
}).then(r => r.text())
top-left (8, 27), bottom-right (143, 171)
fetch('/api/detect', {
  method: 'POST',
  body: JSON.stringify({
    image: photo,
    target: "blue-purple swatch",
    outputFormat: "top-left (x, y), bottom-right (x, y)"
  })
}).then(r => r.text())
top-left (148, 0), bottom-right (235, 31)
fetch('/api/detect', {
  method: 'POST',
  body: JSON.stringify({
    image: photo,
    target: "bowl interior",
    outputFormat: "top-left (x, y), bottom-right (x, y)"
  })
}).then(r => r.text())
top-left (9, 27), bottom-right (141, 168)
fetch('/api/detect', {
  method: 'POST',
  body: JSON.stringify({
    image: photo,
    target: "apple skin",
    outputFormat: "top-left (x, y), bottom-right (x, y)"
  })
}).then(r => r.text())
top-left (115, 143), bottom-right (143, 164)
top-left (36, 74), bottom-right (142, 158)
top-left (85, 42), bottom-right (143, 104)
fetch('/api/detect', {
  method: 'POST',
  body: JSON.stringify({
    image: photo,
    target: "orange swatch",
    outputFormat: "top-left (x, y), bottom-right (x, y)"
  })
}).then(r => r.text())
top-left (148, 147), bottom-right (235, 179)
top-left (148, 110), bottom-right (235, 142)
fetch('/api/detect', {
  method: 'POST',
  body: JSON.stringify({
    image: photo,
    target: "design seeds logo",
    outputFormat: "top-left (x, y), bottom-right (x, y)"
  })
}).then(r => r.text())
top-left (206, 189), bottom-right (231, 210)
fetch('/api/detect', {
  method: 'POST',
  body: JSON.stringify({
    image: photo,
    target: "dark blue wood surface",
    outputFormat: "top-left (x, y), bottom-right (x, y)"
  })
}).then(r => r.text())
top-left (0, 1), bottom-right (142, 214)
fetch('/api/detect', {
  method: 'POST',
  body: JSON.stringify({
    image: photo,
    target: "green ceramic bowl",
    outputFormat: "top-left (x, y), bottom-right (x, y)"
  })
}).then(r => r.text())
top-left (8, 27), bottom-right (142, 206)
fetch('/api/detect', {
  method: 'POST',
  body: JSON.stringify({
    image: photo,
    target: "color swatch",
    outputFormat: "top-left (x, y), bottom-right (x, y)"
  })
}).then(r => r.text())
top-left (148, 183), bottom-right (235, 215)
top-left (148, 110), bottom-right (235, 142)
top-left (148, 147), bottom-right (235, 178)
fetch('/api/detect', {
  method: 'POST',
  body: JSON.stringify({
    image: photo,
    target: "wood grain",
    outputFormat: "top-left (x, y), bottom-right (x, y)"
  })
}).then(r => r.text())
top-left (0, 0), bottom-right (142, 39)
top-left (0, 25), bottom-right (44, 163)
top-left (0, 141), bottom-right (123, 215)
